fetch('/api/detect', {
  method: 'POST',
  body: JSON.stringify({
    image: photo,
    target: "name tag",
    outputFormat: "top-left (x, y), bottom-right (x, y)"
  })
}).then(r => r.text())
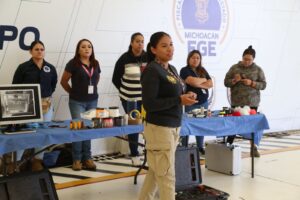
top-left (88, 85), bottom-right (94, 94)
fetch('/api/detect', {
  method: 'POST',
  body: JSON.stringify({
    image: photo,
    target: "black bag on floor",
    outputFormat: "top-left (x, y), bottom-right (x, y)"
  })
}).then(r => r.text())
top-left (54, 143), bottom-right (73, 167)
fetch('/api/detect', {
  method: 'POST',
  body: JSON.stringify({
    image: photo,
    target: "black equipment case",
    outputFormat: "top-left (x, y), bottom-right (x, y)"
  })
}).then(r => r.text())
top-left (0, 169), bottom-right (58, 200)
top-left (175, 146), bottom-right (229, 200)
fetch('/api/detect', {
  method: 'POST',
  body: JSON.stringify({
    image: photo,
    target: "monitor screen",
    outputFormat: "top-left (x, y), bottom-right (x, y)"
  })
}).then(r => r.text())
top-left (0, 84), bottom-right (43, 126)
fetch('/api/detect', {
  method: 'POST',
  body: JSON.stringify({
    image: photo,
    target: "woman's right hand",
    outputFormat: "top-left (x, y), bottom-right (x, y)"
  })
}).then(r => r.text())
top-left (180, 93), bottom-right (198, 106)
top-left (60, 71), bottom-right (72, 93)
top-left (232, 73), bottom-right (241, 84)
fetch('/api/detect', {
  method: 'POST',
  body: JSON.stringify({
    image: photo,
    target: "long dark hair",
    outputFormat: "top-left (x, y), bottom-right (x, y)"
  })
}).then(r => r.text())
top-left (146, 31), bottom-right (170, 63)
top-left (128, 32), bottom-right (143, 52)
top-left (187, 50), bottom-right (206, 77)
top-left (73, 39), bottom-right (99, 68)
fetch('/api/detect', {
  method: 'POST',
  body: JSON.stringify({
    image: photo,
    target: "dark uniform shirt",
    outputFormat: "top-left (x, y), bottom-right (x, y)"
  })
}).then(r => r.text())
top-left (180, 65), bottom-right (211, 105)
top-left (142, 61), bottom-right (184, 127)
top-left (12, 59), bottom-right (57, 98)
top-left (65, 59), bottom-right (101, 102)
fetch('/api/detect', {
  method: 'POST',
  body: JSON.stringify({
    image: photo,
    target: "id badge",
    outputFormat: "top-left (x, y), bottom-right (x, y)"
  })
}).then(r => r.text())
top-left (88, 85), bottom-right (94, 94)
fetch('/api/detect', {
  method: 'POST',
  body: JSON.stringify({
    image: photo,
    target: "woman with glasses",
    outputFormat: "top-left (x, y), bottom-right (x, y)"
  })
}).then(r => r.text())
top-left (224, 45), bottom-right (267, 157)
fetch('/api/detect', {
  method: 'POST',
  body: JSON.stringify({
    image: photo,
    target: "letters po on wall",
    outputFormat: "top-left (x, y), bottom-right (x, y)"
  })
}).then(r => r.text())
top-left (0, 25), bottom-right (40, 50)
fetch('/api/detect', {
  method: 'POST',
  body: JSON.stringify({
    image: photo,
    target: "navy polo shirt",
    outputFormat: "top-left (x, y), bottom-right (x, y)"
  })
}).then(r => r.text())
top-left (180, 66), bottom-right (211, 105)
top-left (65, 60), bottom-right (101, 102)
top-left (12, 59), bottom-right (58, 98)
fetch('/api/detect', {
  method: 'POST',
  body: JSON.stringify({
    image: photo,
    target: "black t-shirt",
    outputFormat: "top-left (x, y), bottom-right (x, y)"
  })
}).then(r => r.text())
top-left (180, 66), bottom-right (211, 105)
top-left (12, 59), bottom-right (57, 98)
top-left (65, 59), bottom-right (101, 102)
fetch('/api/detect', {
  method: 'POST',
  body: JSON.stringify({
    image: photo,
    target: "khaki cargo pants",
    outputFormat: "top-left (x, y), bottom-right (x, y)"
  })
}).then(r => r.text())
top-left (139, 122), bottom-right (180, 200)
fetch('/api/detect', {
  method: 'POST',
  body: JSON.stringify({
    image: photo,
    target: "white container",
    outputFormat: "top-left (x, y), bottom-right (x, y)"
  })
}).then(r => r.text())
top-left (108, 106), bottom-right (120, 117)
top-left (123, 114), bottom-right (128, 125)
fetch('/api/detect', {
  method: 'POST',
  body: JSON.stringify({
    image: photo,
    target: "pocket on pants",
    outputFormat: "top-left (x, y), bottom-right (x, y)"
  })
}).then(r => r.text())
top-left (148, 149), bottom-right (170, 177)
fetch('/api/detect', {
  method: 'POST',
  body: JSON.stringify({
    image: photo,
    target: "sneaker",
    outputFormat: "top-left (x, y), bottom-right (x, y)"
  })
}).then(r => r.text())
top-left (72, 160), bottom-right (82, 171)
top-left (131, 156), bottom-right (141, 166)
top-left (83, 159), bottom-right (96, 170)
top-left (250, 145), bottom-right (260, 157)
top-left (31, 158), bottom-right (44, 172)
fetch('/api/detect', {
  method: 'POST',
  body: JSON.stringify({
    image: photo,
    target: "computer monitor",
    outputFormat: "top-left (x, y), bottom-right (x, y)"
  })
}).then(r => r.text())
top-left (0, 84), bottom-right (43, 133)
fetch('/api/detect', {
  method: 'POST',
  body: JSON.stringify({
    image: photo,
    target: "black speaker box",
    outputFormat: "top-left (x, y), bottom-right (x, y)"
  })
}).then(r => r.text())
top-left (0, 169), bottom-right (58, 200)
top-left (175, 146), bottom-right (229, 200)
top-left (175, 146), bottom-right (202, 189)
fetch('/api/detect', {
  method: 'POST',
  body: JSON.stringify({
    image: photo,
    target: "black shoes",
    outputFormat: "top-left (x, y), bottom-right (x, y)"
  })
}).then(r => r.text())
top-left (250, 145), bottom-right (260, 157)
top-left (199, 148), bottom-right (205, 155)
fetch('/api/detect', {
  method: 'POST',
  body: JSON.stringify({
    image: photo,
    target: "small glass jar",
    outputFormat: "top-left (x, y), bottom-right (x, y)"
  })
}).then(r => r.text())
top-left (91, 117), bottom-right (100, 128)
top-left (108, 106), bottom-right (120, 117)
top-left (102, 118), bottom-right (114, 128)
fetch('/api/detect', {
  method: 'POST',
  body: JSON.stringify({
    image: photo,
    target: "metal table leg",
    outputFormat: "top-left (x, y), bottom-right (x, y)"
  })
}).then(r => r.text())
top-left (251, 132), bottom-right (254, 178)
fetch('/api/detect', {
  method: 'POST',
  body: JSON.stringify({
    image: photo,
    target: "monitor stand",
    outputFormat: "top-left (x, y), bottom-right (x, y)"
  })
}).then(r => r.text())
top-left (2, 124), bottom-right (36, 135)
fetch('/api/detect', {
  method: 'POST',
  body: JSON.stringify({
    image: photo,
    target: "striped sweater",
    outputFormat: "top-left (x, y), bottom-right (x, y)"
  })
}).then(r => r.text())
top-left (112, 51), bottom-right (147, 101)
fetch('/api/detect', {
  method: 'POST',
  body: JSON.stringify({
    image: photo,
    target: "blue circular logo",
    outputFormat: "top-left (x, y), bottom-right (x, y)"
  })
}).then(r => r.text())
top-left (182, 0), bottom-right (221, 30)
top-left (174, 0), bottom-right (230, 59)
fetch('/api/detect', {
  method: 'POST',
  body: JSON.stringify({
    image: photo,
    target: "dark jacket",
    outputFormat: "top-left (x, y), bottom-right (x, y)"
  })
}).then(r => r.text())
top-left (12, 59), bottom-right (57, 98)
top-left (224, 62), bottom-right (266, 107)
top-left (141, 61), bottom-right (183, 127)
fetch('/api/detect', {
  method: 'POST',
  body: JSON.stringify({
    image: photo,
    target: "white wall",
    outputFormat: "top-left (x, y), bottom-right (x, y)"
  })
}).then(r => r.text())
top-left (1, 0), bottom-right (300, 154)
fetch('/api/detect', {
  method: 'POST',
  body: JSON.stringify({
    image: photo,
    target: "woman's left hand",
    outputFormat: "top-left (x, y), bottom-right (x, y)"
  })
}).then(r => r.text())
top-left (241, 78), bottom-right (252, 86)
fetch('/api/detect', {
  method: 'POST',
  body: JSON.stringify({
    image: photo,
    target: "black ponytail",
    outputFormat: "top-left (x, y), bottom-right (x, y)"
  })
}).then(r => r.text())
top-left (146, 31), bottom-right (170, 63)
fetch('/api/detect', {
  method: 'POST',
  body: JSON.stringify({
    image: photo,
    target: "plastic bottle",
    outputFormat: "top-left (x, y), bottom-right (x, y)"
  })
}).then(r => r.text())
top-left (70, 121), bottom-right (73, 129)
top-left (124, 114), bottom-right (129, 126)
top-left (207, 109), bottom-right (212, 117)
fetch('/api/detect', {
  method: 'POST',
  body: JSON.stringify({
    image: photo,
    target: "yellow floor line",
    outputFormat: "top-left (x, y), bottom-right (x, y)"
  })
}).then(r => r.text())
top-left (55, 169), bottom-right (147, 190)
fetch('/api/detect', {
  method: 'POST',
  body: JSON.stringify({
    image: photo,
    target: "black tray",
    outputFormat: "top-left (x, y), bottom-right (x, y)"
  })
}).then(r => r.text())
top-left (176, 184), bottom-right (229, 200)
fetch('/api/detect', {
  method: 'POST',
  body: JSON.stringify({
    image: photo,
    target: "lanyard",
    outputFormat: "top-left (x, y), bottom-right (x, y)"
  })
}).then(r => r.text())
top-left (81, 65), bottom-right (94, 84)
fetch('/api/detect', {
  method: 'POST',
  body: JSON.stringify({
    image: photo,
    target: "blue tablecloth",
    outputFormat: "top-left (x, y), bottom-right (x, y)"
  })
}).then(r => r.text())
top-left (181, 114), bottom-right (269, 145)
top-left (0, 124), bottom-right (143, 155)
top-left (0, 114), bottom-right (269, 155)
